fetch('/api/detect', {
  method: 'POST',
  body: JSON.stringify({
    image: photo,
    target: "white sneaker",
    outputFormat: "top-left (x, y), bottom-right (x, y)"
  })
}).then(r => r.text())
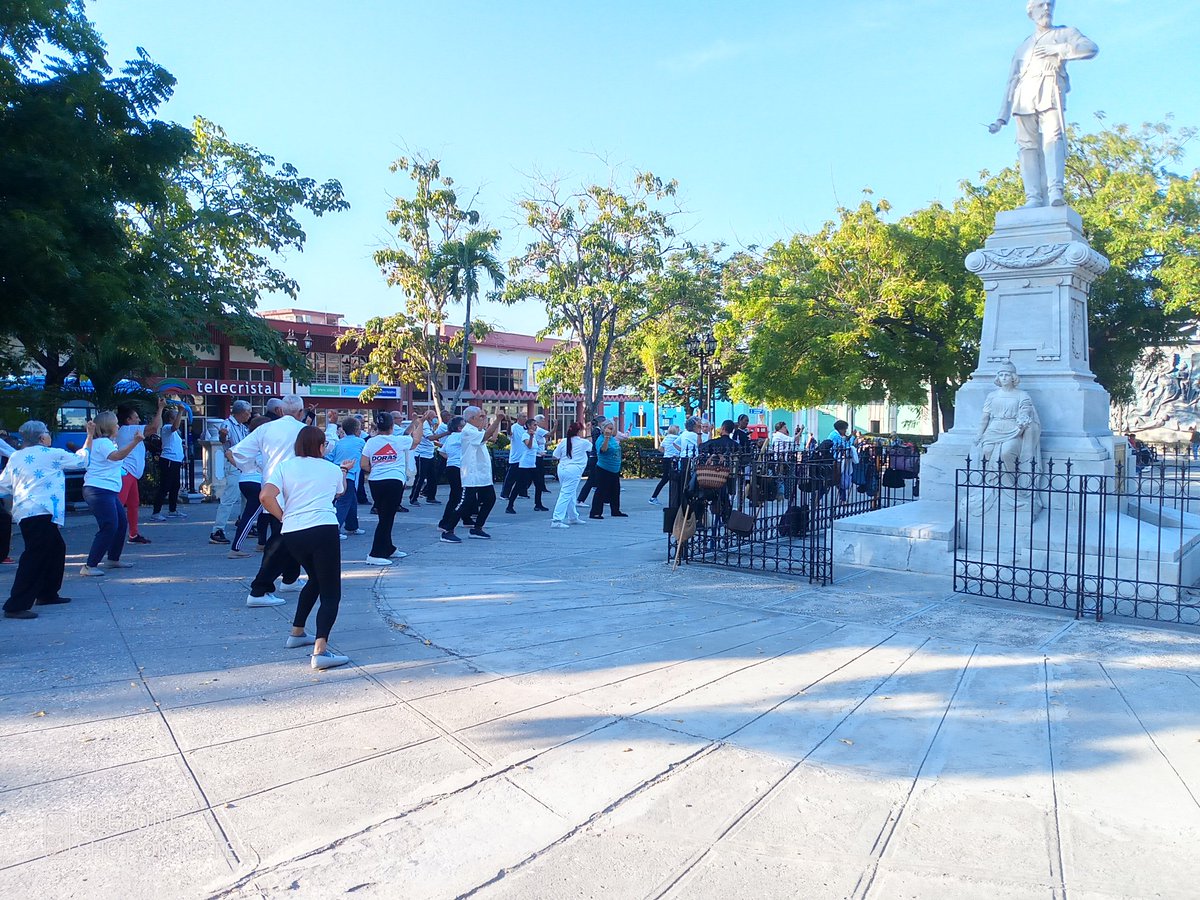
top-left (550, 521), bottom-right (569, 529)
top-left (276, 579), bottom-right (303, 593)
top-left (390, 550), bottom-right (408, 559)
top-left (285, 632), bottom-right (316, 649)
top-left (311, 649), bottom-right (350, 670)
top-left (165, 511), bottom-right (188, 519)
top-left (576, 501), bottom-right (587, 508)
top-left (339, 533), bottom-right (348, 541)
top-left (100, 559), bottom-right (134, 569)
top-left (246, 593), bottom-right (285, 608)
top-left (346, 529), bottom-right (366, 535)
top-left (79, 565), bottom-right (106, 577)
top-left (648, 497), bottom-right (662, 505)
top-left (365, 556), bottom-right (394, 566)
top-left (149, 514), bottom-right (167, 522)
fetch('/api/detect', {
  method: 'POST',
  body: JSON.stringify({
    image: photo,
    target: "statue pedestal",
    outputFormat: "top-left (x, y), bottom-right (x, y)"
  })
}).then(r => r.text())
top-left (834, 206), bottom-right (1116, 573)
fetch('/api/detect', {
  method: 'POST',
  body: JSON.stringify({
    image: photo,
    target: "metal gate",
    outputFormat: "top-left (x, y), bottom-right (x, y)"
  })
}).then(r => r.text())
top-left (954, 459), bottom-right (1200, 627)
top-left (666, 445), bottom-right (921, 584)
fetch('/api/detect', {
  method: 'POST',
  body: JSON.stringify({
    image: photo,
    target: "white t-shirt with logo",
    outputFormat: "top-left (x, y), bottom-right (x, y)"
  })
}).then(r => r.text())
top-left (84, 437), bottom-right (125, 491)
top-left (363, 434), bottom-right (413, 482)
top-left (116, 424), bottom-right (147, 478)
top-left (267, 457), bottom-right (343, 534)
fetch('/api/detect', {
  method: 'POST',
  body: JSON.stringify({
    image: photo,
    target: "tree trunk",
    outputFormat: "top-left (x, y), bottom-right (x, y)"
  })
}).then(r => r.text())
top-left (929, 382), bottom-right (941, 438)
top-left (451, 288), bottom-right (472, 411)
top-left (939, 391), bottom-right (956, 432)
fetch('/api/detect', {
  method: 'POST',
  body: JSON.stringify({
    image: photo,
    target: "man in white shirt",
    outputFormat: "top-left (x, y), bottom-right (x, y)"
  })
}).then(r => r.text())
top-left (421, 411), bottom-right (451, 504)
top-left (500, 417), bottom-right (527, 501)
top-left (209, 400), bottom-right (252, 545)
top-left (443, 406), bottom-right (503, 540)
top-left (531, 414), bottom-right (553, 503)
top-left (230, 394), bottom-right (306, 607)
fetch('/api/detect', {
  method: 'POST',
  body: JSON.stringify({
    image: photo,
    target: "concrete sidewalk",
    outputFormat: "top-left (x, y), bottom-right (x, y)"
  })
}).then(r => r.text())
top-left (0, 480), bottom-right (1198, 899)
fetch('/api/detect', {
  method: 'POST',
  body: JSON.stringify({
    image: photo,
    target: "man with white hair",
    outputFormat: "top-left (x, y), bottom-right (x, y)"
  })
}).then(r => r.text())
top-left (264, 397), bottom-right (284, 420)
top-left (441, 406), bottom-right (503, 541)
top-left (209, 399), bottom-right (252, 545)
top-left (231, 394), bottom-right (307, 608)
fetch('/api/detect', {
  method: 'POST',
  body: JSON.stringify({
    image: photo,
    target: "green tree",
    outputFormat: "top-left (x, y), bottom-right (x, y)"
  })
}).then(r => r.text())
top-left (504, 170), bottom-right (684, 421)
top-left (433, 229), bottom-right (506, 409)
top-left (342, 156), bottom-right (490, 414)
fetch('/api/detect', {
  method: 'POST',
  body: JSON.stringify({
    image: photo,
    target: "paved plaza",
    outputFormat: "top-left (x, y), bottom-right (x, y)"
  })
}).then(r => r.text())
top-left (1, 479), bottom-right (1198, 899)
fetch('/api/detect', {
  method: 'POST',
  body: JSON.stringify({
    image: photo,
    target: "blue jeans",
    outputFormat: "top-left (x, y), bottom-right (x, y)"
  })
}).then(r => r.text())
top-left (335, 475), bottom-right (359, 531)
top-left (83, 485), bottom-right (127, 568)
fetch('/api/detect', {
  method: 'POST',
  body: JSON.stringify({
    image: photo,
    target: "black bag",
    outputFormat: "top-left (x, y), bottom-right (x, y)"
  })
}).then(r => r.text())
top-left (143, 432), bottom-right (163, 457)
top-left (777, 504), bottom-right (809, 538)
top-left (727, 509), bottom-right (756, 534)
top-left (882, 468), bottom-right (905, 489)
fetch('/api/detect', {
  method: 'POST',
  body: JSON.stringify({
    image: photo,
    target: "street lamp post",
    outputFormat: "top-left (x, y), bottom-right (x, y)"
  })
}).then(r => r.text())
top-left (685, 332), bottom-right (717, 422)
top-left (285, 329), bottom-right (313, 393)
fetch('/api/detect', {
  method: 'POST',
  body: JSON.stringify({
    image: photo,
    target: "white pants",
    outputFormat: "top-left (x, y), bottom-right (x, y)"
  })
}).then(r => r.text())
top-left (553, 468), bottom-right (585, 524)
top-left (212, 470), bottom-right (244, 532)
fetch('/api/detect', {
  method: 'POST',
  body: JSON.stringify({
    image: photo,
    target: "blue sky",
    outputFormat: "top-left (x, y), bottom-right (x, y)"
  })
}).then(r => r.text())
top-left (90, 0), bottom-right (1200, 335)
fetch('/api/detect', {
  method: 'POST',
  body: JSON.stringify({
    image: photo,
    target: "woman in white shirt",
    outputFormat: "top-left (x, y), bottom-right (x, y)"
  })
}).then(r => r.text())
top-left (261, 425), bottom-right (355, 670)
top-left (359, 412), bottom-right (422, 565)
top-left (649, 425), bottom-right (681, 505)
top-left (551, 422), bottom-right (591, 527)
top-left (151, 404), bottom-right (187, 520)
top-left (116, 396), bottom-right (163, 544)
top-left (81, 412), bottom-right (145, 576)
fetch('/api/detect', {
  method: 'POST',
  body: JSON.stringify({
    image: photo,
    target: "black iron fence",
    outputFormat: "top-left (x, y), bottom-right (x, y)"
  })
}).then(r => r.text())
top-left (666, 445), bottom-right (922, 582)
top-left (954, 459), bottom-right (1200, 627)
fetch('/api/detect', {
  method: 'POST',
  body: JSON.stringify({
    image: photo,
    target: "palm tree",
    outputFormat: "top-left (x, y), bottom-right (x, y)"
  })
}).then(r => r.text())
top-left (433, 229), bottom-right (505, 410)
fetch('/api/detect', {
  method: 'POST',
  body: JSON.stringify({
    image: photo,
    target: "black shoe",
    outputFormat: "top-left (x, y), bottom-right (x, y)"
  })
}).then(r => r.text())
top-left (504, 508), bottom-right (516, 514)
top-left (409, 501), bottom-right (422, 508)
top-left (500, 493), bottom-right (509, 500)
top-left (611, 512), bottom-right (629, 518)
top-left (533, 505), bottom-right (550, 512)
top-left (370, 506), bottom-right (378, 515)
top-left (469, 529), bottom-right (492, 539)
top-left (425, 499), bottom-right (441, 505)
top-left (397, 506), bottom-right (410, 513)
top-left (35, 596), bottom-right (72, 605)
top-left (440, 531), bottom-right (462, 544)
top-left (209, 530), bottom-right (230, 545)
top-left (589, 514), bottom-right (604, 520)
top-left (518, 493), bottom-right (530, 499)
top-left (128, 534), bottom-right (152, 545)
top-left (4, 610), bottom-right (37, 619)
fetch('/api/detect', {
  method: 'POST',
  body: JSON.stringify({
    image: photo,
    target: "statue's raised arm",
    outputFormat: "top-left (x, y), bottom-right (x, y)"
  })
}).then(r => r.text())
top-left (988, 0), bottom-right (1098, 210)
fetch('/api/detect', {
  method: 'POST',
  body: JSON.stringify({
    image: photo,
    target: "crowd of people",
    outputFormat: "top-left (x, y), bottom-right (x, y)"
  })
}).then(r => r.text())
top-left (0, 395), bottom-right (649, 671)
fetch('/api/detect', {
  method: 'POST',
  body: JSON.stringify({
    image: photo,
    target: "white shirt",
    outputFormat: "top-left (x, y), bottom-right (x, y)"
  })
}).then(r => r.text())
top-left (84, 437), bottom-right (125, 492)
top-left (460, 423), bottom-right (493, 488)
top-left (534, 426), bottom-right (549, 457)
top-left (116, 425), bottom-right (147, 478)
top-left (770, 431), bottom-right (795, 451)
top-left (661, 434), bottom-right (681, 459)
top-left (507, 423), bottom-right (527, 464)
top-left (678, 431), bottom-right (700, 459)
top-left (440, 432), bottom-right (463, 468)
top-left (414, 421), bottom-right (436, 459)
top-left (518, 427), bottom-right (537, 469)
top-left (267, 457), bottom-right (343, 534)
top-left (553, 436), bottom-right (592, 472)
top-left (0, 445), bottom-right (88, 525)
top-left (363, 433), bottom-right (413, 482)
top-left (231, 415), bottom-right (304, 485)
top-left (161, 424), bottom-right (185, 462)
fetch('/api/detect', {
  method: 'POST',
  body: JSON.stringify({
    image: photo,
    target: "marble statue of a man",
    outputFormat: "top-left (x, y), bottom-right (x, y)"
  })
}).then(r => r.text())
top-left (988, 0), bottom-right (1098, 209)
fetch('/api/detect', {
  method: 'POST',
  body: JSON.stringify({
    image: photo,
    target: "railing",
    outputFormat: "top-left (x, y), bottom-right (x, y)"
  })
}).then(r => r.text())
top-left (954, 458), bottom-right (1200, 628)
top-left (665, 445), bottom-right (922, 582)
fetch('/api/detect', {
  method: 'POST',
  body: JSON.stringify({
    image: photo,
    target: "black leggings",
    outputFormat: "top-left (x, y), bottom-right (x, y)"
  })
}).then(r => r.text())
top-left (506, 468), bottom-right (543, 510)
top-left (231, 481), bottom-right (264, 552)
top-left (589, 468), bottom-right (621, 516)
top-left (369, 478), bottom-right (404, 559)
top-left (651, 457), bottom-right (675, 498)
top-left (437, 466), bottom-right (463, 532)
top-left (281, 525), bottom-right (342, 639)
top-left (154, 458), bottom-right (181, 513)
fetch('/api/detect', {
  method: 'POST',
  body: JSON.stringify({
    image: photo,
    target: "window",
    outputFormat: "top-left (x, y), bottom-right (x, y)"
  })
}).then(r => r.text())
top-left (164, 365), bottom-right (220, 380)
top-left (231, 368), bottom-right (273, 382)
top-left (307, 352), bottom-right (360, 384)
top-left (440, 360), bottom-right (463, 392)
top-left (478, 366), bottom-right (524, 392)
